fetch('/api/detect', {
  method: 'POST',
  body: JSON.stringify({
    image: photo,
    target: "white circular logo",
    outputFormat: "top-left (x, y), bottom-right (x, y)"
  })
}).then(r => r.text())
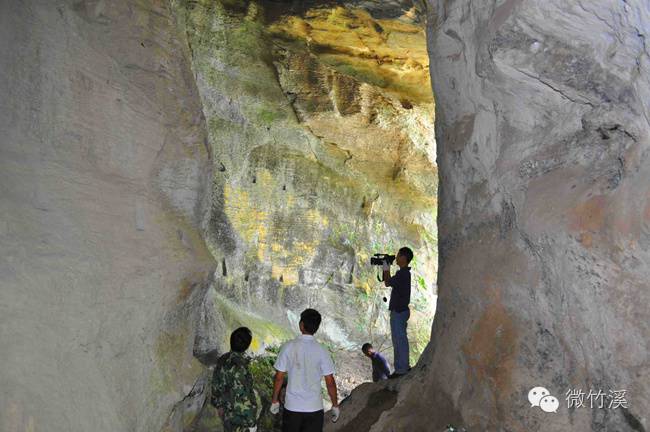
top-left (539, 395), bottom-right (560, 413)
top-left (528, 386), bottom-right (550, 407)
top-left (528, 386), bottom-right (558, 414)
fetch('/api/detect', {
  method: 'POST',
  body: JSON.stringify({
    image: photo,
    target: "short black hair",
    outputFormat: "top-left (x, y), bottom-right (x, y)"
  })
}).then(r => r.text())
top-left (361, 343), bottom-right (372, 354)
top-left (399, 246), bottom-right (413, 263)
top-left (300, 308), bottom-right (321, 335)
top-left (230, 327), bottom-right (252, 353)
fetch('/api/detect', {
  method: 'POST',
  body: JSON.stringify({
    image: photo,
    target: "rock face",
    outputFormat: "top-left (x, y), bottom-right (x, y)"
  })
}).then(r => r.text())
top-left (0, 2), bottom-right (214, 432)
top-left (329, 0), bottom-right (650, 431)
top-left (175, 0), bottom-right (438, 366)
top-left (1, 1), bottom-right (438, 430)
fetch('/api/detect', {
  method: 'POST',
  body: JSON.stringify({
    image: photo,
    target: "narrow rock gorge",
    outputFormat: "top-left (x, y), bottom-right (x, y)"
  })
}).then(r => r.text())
top-left (1, 1), bottom-right (649, 432)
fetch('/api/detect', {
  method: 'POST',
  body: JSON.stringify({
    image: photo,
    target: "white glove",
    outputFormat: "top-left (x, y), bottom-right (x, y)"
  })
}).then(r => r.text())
top-left (270, 401), bottom-right (280, 415)
top-left (331, 406), bottom-right (340, 423)
top-left (382, 260), bottom-right (389, 271)
top-left (248, 427), bottom-right (257, 432)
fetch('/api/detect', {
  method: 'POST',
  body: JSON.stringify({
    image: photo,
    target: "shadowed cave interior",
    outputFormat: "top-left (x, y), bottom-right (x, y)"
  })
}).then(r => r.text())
top-left (1, 0), bottom-right (649, 432)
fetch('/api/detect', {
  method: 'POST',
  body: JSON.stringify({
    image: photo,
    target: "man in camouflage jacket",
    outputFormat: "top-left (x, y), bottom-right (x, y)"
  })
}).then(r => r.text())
top-left (211, 327), bottom-right (258, 432)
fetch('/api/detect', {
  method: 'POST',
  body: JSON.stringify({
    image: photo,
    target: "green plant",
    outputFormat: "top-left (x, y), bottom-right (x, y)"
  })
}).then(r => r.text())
top-left (409, 314), bottom-right (432, 365)
top-left (417, 275), bottom-right (427, 291)
top-left (250, 346), bottom-right (282, 431)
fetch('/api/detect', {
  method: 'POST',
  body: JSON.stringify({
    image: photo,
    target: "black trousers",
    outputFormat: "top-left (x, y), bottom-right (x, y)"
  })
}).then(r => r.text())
top-left (282, 408), bottom-right (324, 432)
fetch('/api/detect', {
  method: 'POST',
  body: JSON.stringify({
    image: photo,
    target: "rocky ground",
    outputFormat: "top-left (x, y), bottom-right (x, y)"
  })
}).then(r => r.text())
top-left (332, 348), bottom-right (377, 400)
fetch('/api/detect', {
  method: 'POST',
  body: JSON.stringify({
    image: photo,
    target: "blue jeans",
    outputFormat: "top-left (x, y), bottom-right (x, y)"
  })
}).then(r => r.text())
top-left (390, 308), bottom-right (410, 374)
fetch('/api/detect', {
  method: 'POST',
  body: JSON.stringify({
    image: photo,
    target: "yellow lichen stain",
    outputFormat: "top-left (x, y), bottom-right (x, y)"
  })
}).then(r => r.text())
top-left (249, 333), bottom-right (283, 352)
top-left (293, 240), bottom-right (316, 257)
top-left (224, 169), bottom-right (329, 285)
top-left (4, 402), bottom-right (36, 432)
top-left (224, 183), bottom-right (269, 245)
top-left (150, 324), bottom-right (203, 398)
top-left (271, 264), bottom-right (299, 285)
top-left (285, 192), bottom-right (296, 209)
top-left (357, 251), bottom-right (369, 262)
top-left (271, 242), bottom-right (283, 253)
top-left (214, 293), bottom-right (294, 351)
top-left (269, 6), bottom-right (432, 103)
top-left (305, 208), bottom-right (329, 227)
top-left (256, 168), bottom-right (275, 187)
top-left (359, 281), bottom-right (372, 295)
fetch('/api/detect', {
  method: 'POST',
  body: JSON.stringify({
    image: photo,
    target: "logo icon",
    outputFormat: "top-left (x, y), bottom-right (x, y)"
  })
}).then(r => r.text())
top-left (528, 386), bottom-right (559, 413)
top-left (539, 395), bottom-right (559, 413)
top-left (528, 386), bottom-right (550, 407)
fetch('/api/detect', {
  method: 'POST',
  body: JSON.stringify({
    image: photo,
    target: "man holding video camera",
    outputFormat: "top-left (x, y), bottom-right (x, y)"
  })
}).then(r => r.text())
top-left (381, 247), bottom-right (413, 378)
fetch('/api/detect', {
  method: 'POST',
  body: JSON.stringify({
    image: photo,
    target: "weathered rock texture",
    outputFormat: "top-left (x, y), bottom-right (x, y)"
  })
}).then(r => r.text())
top-left (329, 0), bottom-right (650, 431)
top-left (0, 2), bottom-right (214, 432)
top-left (1, 1), bottom-right (438, 430)
top-left (175, 0), bottom-right (438, 366)
top-left (4, 0), bottom-right (647, 431)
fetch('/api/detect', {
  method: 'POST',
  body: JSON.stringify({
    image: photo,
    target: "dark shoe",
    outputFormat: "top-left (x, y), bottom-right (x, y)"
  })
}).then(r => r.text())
top-left (388, 372), bottom-right (405, 379)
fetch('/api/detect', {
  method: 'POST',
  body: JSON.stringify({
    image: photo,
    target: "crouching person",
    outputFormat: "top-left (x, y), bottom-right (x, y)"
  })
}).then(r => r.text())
top-left (270, 309), bottom-right (340, 432)
top-left (361, 343), bottom-right (391, 382)
top-left (211, 327), bottom-right (258, 432)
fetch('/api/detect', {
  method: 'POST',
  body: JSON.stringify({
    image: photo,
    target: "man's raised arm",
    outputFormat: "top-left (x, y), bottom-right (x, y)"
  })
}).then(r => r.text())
top-left (382, 260), bottom-right (392, 287)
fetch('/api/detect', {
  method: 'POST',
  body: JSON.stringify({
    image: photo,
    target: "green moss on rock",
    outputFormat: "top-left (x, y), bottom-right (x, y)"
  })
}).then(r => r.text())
top-left (214, 293), bottom-right (294, 352)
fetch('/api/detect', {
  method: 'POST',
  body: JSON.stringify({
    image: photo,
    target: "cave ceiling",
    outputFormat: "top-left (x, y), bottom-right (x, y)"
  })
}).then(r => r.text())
top-left (264, 0), bottom-right (431, 105)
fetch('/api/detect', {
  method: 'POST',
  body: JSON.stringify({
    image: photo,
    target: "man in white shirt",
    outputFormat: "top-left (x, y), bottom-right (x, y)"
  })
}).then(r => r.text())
top-left (269, 309), bottom-right (340, 432)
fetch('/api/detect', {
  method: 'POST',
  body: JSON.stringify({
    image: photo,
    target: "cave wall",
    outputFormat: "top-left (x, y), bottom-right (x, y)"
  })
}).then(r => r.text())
top-left (329, 1), bottom-right (650, 431)
top-left (3, 0), bottom-right (647, 431)
top-left (427, 1), bottom-right (650, 428)
top-left (175, 0), bottom-right (438, 361)
top-left (0, 2), bottom-right (214, 432)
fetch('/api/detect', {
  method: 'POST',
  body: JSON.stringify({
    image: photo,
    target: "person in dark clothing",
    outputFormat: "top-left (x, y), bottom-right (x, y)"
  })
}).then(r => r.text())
top-left (361, 343), bottom-right (391, 382)
top-left (211, 327), bottom-right (258, 432)
top-left (382, 246), bottom-right (413, 378)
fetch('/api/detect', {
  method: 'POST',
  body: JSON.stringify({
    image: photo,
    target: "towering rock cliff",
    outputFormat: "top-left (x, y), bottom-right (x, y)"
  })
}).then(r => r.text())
top-left (175, 0), bottom-right (438, 365)
top-left (330, 1), bottom-right (650, 431)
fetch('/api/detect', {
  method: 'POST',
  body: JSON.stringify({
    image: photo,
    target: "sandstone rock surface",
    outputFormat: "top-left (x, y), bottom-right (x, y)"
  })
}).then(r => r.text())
top-left (4, 0), bottom-right (647, 431)
top-left (175, 0), bottom-right (438, 366)
top-left (0, 2), bottom-right (214, 431)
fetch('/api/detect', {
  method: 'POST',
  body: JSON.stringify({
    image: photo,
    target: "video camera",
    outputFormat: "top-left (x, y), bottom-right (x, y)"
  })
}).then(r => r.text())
top-left (370, 253), bottom-right (395, 266)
